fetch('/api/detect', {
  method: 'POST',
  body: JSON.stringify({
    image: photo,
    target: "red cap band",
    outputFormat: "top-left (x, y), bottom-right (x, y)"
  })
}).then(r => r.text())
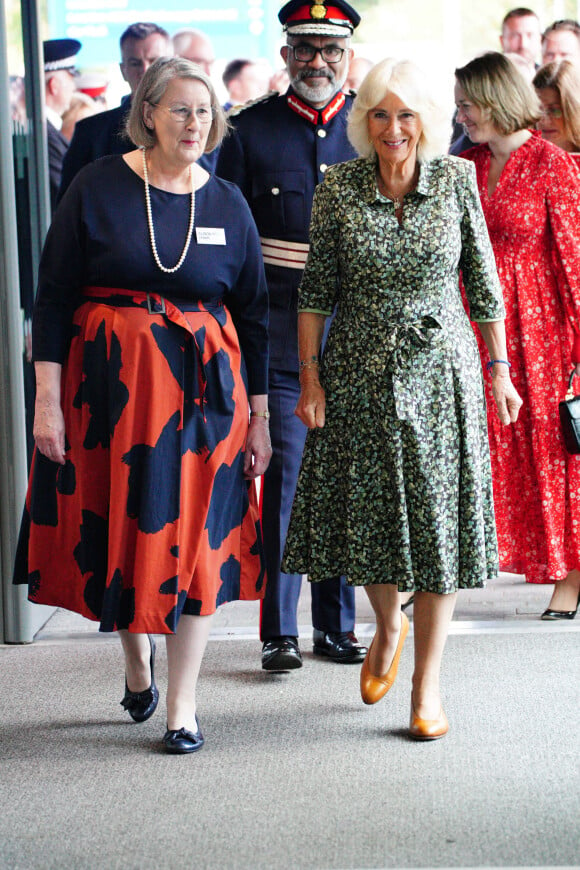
top-left (286, 4), bottom-right (351, 23)
top-left (79, 85), bottom-right (107, 98)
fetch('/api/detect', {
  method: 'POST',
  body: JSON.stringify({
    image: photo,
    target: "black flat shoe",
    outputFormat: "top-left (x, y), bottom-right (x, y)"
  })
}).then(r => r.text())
top-left (120, 635), bottom-right (159, 723)
top-left (261, 636), bottom-right (302, 671)
top-left (163, 719), bottom-right (204, 754)
top-left (541, 591), bottom-right (580, 620)
top-left (312, 630), bottom-right (367, 663)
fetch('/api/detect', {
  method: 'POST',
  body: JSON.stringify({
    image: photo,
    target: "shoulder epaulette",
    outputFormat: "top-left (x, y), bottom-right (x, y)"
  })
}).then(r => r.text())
top-left (226, 91), bottom-right (278, 118)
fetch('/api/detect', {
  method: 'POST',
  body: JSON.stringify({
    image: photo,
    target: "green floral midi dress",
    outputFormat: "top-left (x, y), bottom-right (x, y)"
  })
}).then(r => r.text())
top-left (281, 155), bottom-right (505, 594)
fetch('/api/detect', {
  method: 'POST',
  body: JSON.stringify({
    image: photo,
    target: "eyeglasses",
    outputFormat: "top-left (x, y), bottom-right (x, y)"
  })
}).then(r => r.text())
top-left (289, 44), bottom-right (345, 64)
top-left (539, 106), bottom-right (563, 119)
top-left (151, 103), bottom-right (214, 124)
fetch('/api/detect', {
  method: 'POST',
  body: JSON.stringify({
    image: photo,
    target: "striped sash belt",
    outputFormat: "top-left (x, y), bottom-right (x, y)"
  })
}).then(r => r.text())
top-left (260, 237), bottom-right (309, 271)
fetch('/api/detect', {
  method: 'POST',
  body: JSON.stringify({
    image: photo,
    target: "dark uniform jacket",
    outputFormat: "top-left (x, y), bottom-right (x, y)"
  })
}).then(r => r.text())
top-left (216, 88), bottom-right (357, 371)
top-left (47, 120), bottom-right (69, 214)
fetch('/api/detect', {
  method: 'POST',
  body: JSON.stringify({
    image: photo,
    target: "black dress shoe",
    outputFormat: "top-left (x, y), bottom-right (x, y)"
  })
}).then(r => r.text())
top-left (120, 635), bottom-right (159, 723)
top-left (312, 630), bottom-right (368, 663)
top-left (541, 590), bottom-right (580, 620)
top-left (262, 636), bottom-right (303, 671)
top-left (163, 718), bottom-right (205, 754)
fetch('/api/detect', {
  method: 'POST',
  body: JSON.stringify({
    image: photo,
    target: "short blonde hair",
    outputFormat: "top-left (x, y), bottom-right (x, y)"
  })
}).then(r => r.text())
top-left (126, 56), bottom-right (228, 152)
top-left (347, 58), bottom-right (450, 161)
top-left (455, 52), bottom-right (541, 134)
top-left (533, 60), bottom-right (580, 151)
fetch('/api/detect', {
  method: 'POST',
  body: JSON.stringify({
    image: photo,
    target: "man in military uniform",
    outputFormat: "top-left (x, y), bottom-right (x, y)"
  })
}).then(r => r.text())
top-left (43, 38), bottom-right (82, 212)
top-left (216, 0), bottom-right (367, 672)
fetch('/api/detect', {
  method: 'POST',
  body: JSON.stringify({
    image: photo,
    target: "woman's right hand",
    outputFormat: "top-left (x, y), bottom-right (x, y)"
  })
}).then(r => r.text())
top-left (33, 397), bottom-right (66, 464)
top-left (295, 378), bottom-right (326, 428)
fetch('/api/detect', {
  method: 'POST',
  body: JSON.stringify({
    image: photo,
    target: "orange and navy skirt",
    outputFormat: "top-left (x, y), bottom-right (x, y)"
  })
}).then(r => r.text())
top-left (14, 287), bottom-right (266, 634)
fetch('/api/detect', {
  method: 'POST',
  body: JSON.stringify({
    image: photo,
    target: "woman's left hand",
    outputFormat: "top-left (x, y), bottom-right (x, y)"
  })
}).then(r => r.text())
top-left (491, 370), bottom-right (523, 425)
top-left (243, 417), bottom-right (273, 479)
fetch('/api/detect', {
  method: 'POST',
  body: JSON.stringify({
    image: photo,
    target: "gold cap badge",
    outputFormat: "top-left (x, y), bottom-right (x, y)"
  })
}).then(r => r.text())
top-left (310, 3), bottom-right (327, 18)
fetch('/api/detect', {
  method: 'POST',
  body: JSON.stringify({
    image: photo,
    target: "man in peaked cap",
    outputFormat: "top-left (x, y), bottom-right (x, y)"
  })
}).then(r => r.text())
top-left (217, 0), bottom-right (368, 673)
top-left (43, 38), bottom-right (81, 212)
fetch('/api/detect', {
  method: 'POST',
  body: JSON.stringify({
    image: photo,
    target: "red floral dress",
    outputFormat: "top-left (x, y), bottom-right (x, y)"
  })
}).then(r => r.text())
top-left (462, 134), bottom-right (580, 584)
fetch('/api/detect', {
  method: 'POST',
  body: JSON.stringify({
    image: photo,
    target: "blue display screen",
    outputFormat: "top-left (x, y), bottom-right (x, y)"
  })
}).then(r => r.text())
top-left (48, 0), bottom-right (281, 68)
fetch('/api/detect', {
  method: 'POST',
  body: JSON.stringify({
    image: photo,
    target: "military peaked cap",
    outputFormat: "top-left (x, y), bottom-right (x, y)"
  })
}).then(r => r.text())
top-left (278, 0), bottom-right (361, 37)
top-left (43, 38), bottom-right (82, 73)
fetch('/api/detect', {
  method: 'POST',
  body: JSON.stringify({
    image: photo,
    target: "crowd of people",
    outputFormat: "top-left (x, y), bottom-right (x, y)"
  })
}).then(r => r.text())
top-left (11, 1), bottom-right (580, 752)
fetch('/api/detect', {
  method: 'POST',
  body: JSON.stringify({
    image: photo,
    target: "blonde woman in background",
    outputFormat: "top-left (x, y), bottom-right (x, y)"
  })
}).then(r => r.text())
top-left (455, 52), bottom-right (580, 620)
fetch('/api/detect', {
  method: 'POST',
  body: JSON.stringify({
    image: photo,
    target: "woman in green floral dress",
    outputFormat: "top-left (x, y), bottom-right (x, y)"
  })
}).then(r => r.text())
top-left (282, 59), bottom-right (522, 740)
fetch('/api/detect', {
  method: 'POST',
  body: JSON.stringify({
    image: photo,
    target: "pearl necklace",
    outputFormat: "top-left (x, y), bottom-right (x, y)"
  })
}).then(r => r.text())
top-left (142, 147), bottom-right (195, 274)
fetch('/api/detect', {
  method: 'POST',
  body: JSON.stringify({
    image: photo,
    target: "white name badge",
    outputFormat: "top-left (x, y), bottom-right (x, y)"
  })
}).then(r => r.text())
top-left (196, 227), bottom-right (226, 245)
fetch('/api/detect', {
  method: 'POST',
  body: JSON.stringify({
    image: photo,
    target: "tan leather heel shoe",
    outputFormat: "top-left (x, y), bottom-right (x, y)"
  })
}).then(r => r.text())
top-left (409, 700), bottom-right (449, 740)
top-left (360, 611), bottom-right (409, 705)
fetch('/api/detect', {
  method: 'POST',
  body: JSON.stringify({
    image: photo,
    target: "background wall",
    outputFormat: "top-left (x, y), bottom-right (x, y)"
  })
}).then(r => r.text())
top-left (6, 0), bottom-right (580, 103)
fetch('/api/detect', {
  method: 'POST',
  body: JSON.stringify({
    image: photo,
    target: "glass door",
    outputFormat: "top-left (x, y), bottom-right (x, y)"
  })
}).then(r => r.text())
top-left (0, 0), bottom-right (54, 642)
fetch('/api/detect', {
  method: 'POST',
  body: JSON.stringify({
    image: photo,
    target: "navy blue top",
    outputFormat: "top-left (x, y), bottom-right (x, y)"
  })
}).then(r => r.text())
top-left (33, 155), bottom-right (269, 394)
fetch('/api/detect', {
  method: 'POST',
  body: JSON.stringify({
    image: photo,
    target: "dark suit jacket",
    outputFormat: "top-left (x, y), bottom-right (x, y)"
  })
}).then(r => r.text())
top-left (47, 120), bottom-right (69, 214)
top-left (449, 132), bottom-right (474, 156)
top-left (59, 99), bottom-right (131, 199)
top-left (449, 112), bottom-right (474, 156)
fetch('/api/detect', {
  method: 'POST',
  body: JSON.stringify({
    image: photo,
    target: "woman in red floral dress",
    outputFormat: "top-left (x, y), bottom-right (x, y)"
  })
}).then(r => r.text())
top-left (455, 52), bottom-right (580, 618)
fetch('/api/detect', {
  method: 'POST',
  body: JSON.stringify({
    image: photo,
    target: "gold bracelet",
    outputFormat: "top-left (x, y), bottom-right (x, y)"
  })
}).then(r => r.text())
top-left (250, 410), bottom-right (270, 419)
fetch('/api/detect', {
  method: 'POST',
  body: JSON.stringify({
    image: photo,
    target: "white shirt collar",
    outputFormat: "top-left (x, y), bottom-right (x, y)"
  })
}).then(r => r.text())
top-left (45, 106), bottom-right (63, 131)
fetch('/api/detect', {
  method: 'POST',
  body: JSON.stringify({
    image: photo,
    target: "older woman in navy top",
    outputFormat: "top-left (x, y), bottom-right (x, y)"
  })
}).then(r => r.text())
top-left (14, 57), bottom-right (271, 754)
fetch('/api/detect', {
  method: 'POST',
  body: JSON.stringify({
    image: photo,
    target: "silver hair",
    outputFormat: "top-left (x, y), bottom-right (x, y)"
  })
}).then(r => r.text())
top-left (126, 56), bottom-right (229, 152)
top-left (347, 58), bottom-right (451, 161)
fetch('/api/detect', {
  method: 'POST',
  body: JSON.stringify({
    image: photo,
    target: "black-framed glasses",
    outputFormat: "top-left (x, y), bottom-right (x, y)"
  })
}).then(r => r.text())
top-left (290, 44), bottom-right (345, 63)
